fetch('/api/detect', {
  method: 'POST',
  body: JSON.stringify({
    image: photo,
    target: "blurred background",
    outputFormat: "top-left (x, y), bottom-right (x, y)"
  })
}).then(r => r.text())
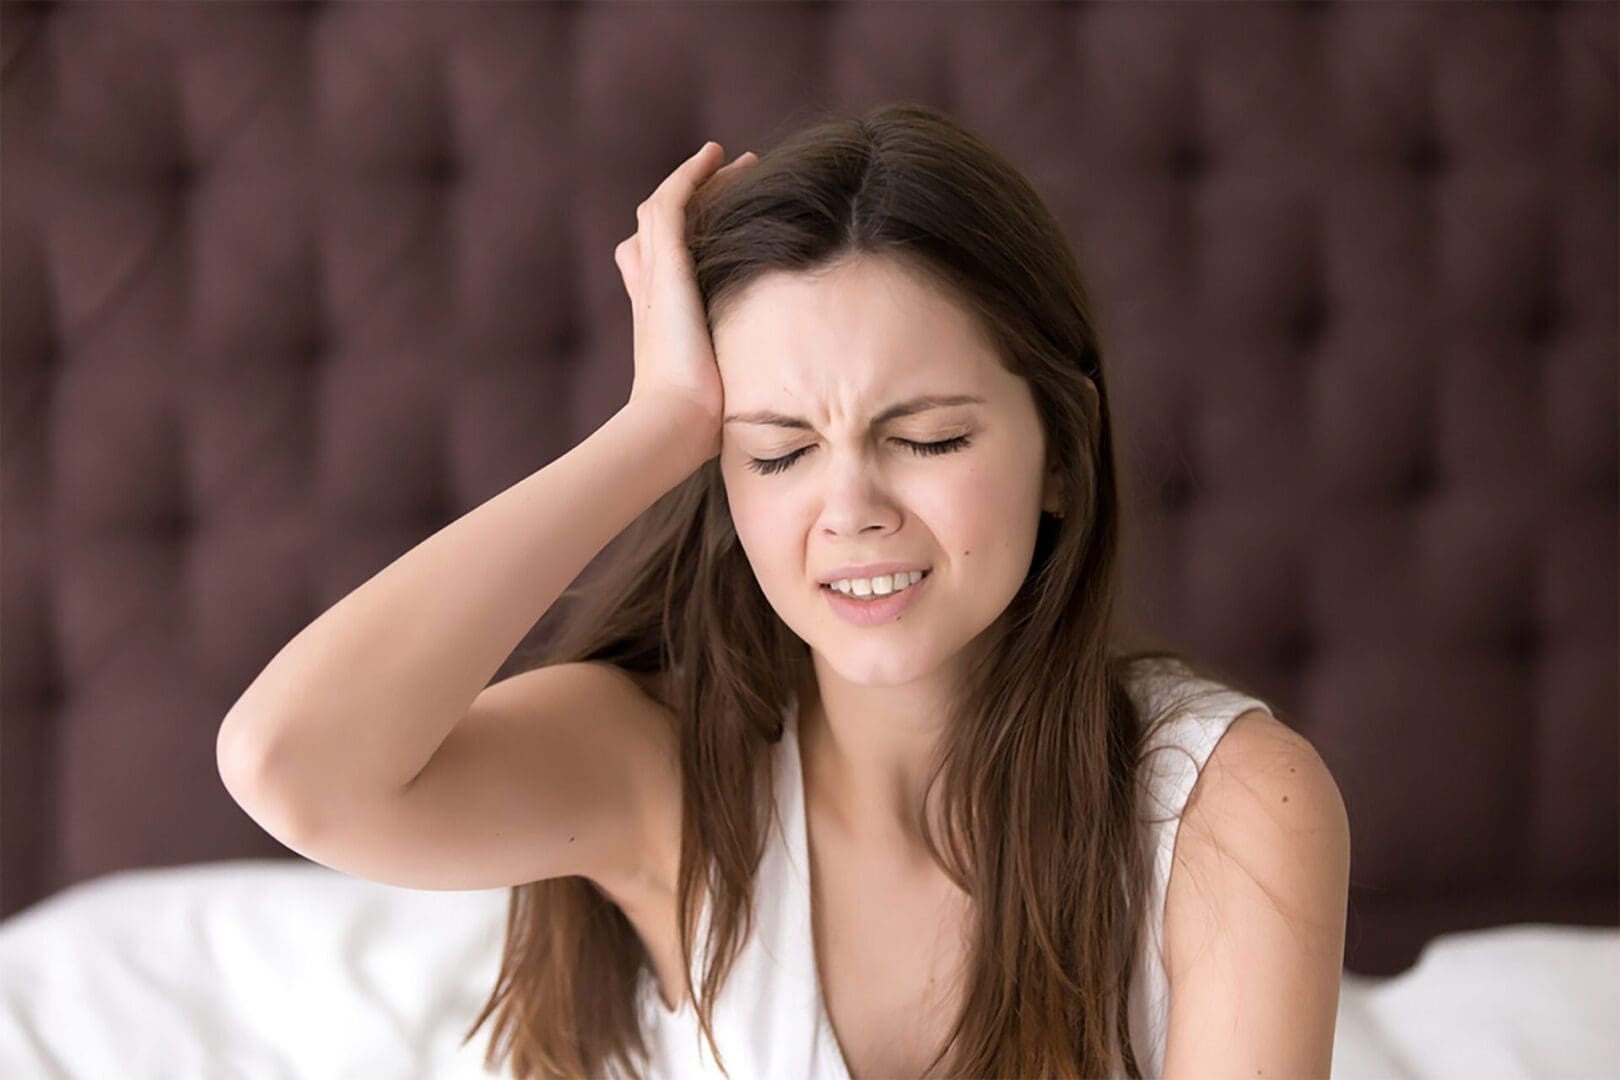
top-left (1, 1), bottom-right (1615, 1076)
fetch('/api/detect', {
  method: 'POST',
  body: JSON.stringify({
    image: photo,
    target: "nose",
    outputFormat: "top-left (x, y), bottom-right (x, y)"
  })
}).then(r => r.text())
top-left (815, 451), bottom-right (904, 538)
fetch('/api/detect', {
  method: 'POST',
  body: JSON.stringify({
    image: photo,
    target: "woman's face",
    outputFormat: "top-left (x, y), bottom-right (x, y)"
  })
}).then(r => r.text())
top-left (714, 255), bottom-right (1062, 687)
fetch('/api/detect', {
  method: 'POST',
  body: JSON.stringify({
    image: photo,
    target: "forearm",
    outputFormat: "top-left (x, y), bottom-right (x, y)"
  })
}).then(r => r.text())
top-left (216, 396), bottom-right (711, 799)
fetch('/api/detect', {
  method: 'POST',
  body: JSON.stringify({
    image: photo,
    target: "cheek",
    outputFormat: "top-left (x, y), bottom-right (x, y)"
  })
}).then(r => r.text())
top-left (923, 463), bottom-right (1027, 536)
top-left (721, 469), bottom-right (763, 532)
top-left (727, 492), bottom-right (798, 581)
top-left (928, 461), bottom-right (1045, 595)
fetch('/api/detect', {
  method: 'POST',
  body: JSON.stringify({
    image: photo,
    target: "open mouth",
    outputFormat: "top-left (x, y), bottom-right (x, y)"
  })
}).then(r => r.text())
top-left (820, 568), bottom-right (932, 599)
top-left (819, 569), bottom-right (935, 627)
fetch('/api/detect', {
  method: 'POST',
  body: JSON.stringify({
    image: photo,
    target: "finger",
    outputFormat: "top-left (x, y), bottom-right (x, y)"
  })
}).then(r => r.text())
top-left (637, 143), bottom-right (722, 280)
top-left (614, 236), bottom-right (640, 298)
top-left (647, 147), bottom-right (727, 274)
top-left (711, 151), bottom-right (759, 180)
top-left (651, 141), bottom-right (727, 206)
top-left (636, 198), bottom-right (652, 291)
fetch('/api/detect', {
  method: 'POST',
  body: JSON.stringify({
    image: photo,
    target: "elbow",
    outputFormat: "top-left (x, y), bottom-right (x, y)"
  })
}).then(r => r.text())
top-left (217, 714), bottom-right (319, 847)
top-left (217, 708), bottom-right (278, 796)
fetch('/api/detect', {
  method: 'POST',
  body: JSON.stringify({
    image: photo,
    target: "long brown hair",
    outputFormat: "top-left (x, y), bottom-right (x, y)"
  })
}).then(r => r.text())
top-left (461, 101), bottom-right (1275, 1079)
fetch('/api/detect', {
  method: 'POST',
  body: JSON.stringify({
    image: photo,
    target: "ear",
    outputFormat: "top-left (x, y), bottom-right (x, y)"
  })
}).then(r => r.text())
top-left (1042, 452), bottom-right (1064, 516)
top-left (1047, 376), bottom-right (1100, 515)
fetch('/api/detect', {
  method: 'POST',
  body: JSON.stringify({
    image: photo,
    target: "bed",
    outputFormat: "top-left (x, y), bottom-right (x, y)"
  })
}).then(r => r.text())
top-left (1, 859), bottom-right (1615, 1079)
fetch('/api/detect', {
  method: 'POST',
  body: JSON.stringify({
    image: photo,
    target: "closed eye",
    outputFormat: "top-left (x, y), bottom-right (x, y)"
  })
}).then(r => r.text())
top-left (745, 436), bottom-right (972, 476)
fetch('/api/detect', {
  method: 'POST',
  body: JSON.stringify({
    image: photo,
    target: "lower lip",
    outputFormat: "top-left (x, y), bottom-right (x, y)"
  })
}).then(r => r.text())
top-left (820, 572), bottom-right (932, 626)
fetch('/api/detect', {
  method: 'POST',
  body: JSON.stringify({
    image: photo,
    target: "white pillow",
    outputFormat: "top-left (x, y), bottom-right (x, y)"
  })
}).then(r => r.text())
top-left (0, 859), bottom-right (508, 1079)
top-left (2, 859), bottom-right (1616, 1079)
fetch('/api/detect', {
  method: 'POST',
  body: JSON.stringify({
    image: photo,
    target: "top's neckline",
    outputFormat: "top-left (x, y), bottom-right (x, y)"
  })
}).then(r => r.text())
top-left (643, 691), bottom-right (853, 1078)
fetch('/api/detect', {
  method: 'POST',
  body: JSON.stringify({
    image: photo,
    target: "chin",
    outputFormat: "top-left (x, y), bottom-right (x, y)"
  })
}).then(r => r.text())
top-left (809, 621), bottom-right (960, 685)
top-left (821, 653), bottom-right (935, 688)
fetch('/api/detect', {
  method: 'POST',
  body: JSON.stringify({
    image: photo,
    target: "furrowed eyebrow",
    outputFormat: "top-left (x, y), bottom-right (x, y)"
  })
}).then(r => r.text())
top-left (723, 393), bottom-right (985, 429)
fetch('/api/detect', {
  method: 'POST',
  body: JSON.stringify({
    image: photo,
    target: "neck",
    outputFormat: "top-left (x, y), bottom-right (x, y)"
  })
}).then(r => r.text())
top-left (795, 662), bottom-right (955, 862)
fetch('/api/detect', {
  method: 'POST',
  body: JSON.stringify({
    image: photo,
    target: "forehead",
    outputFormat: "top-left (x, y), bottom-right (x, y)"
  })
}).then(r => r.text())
top-left (712, 256), bottom-right (1004, 397)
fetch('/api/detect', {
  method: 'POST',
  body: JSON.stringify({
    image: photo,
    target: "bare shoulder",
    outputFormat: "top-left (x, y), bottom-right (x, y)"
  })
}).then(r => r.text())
top-left (1171, 706), bottom-right (1351, 953)
top-left (1160, 706), bottom-right (1351, 1075)
top-left (617, 665), bottom-right (678, 716)
top-left (598, 665), bottom-right (682, 783)
top-left (1184, 707), bottom-right (1344, 829)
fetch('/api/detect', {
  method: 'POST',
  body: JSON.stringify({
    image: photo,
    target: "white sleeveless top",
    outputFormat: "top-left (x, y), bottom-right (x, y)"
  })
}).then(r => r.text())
top-left (622, 659), bottom-right (1273, 1079)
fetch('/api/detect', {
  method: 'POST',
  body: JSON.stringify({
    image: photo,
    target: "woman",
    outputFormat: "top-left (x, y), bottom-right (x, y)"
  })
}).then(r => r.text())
top-left (219, 102), bottom-right (1348, 1080)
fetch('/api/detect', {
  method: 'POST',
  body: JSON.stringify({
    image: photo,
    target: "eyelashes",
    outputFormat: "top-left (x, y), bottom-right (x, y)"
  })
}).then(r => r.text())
top-left (745, 435), bottom-right (973, 477)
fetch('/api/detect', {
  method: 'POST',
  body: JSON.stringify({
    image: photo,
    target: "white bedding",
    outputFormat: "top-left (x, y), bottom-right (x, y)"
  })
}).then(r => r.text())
top-left (0, 859), bottom-right (1614, 1079)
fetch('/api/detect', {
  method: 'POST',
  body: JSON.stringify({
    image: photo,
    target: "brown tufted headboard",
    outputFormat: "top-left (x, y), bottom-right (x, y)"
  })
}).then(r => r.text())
top-left (2, 0), bottom-right (1615, 977)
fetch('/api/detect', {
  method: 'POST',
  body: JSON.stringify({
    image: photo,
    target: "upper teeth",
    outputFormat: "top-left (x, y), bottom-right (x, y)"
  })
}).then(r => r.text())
top-left (826, 570), bottom-right (926, 596)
